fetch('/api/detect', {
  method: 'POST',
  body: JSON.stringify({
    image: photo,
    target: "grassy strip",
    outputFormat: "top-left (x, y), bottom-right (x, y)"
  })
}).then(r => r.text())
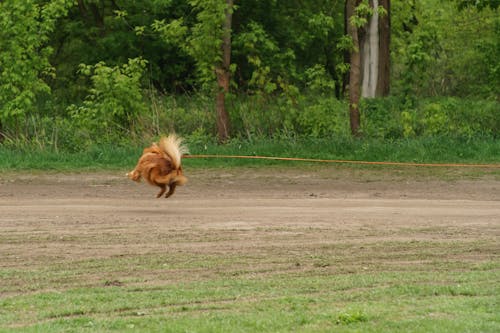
top-left (1, 243), bottom-right (498, 332)
top-left (1, 137), bottom-right (499, 171)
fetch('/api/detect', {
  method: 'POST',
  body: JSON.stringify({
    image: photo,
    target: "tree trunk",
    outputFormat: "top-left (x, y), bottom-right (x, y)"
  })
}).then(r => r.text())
top-left (377, 0), bottom-right (390, 96)
top-left (360, 0), bottom-right (390, 97)
top-left (346, 0), bottom-right (362, 136)
top-left (215, 0), bottom-right (233, 142)
top-left (361, 0), bottom-right (379, 98)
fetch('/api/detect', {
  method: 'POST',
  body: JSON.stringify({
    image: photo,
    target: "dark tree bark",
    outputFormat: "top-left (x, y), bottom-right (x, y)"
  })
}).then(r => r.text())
top-left (215, 0), bottom-right (233, 142)
top-left (345, 0), bottom-right (390, 136)
top-left (346, 0), bottom-right (362, 136)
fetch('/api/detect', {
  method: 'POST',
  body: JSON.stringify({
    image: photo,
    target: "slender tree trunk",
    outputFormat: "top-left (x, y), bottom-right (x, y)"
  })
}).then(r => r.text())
top-left (215, 0), bottom-right (233, 142)
top-left (346, 0), bottom-right (362, 136)
top-left (360, 0), bottom-right (390, 97)
top-left (361, 0), bottom-right (379, 98)
top-left (345, 0), bottom-right (390, 136)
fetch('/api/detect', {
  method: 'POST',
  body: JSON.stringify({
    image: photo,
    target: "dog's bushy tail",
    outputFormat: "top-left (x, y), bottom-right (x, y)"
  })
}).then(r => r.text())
top-left (158, 134), bottom-right (189, 170)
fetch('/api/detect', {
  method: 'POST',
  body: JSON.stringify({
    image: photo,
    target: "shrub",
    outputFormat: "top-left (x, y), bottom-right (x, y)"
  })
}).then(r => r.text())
top-left (67, 58), bottom-right (149, 146)
top-left (294, 96), bottom-right (350, 138)
top-left (360, 96), bottom-right (406, 139)
top-left (361, 97), bottom-right (499, 139)
top-left (1, 91), bottom-right (497, 151)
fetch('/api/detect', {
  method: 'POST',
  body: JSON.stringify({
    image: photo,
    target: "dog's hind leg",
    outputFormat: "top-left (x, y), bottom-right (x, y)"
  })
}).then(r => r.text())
top-left (164, 183), bottom-right (177, 198)
top-left (156, 184), bottom-right (167, 198)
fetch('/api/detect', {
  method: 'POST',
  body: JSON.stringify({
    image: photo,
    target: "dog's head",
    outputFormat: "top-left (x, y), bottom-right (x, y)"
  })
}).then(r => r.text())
top-left (126, 170), bottom-right (141, 182)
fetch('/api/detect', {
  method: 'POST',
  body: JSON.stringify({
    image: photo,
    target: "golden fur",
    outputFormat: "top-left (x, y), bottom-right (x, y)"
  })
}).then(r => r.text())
top-left (127, 134), bottom-right (188, 198)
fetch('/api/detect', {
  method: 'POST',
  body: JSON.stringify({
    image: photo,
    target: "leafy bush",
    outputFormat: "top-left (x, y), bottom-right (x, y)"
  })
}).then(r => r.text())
top-left (360, 96), bottom-right (406, 139)
top-left (142, 92), bottom-right (215, 138)
top-left (0, 0), bottom-right (71, 123)
top-left (361, 97), bottom-right (499, 139)
top-left (67, 58), bottom-right (148, 146)
top-left (227, 94), bottom-right (293, 139)
top-left (294, 96), bottom-right (349, 138)
top-left (221, 94), bottom-right (350, 140)
top-left (1, 91), bottom-right (498, 151)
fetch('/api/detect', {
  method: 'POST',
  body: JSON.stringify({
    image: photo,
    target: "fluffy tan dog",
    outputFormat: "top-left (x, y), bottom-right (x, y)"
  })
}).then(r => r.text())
top-left (127, 134), bottom-right (188, 198)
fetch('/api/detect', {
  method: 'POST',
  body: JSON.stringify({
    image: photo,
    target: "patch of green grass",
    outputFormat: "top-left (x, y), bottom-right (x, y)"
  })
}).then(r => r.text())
top-left (1, 269), bottom-right (498, 332)
top-left (1, 137), bottom-right (498, 172)
top-left (0, 145), bottom-right (136, 171)
top-left (1, 235), bottom-right (499, 332)
top-left (187, 136), bottom-right (500, 166)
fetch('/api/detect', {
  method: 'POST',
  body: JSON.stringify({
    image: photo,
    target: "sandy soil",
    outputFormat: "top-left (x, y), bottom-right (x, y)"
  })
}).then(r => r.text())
top-left (1, 167), bottom-right (499, 294)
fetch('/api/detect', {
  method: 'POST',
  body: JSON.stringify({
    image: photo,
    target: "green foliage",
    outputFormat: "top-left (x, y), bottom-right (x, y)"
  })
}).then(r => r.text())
top-left (0, 0), bottom-right (498, 148)
top-left (186, 0), bottom-right (229, 90)
top-left (441, 6), bottom-right (500, 98)
top-left (304, 65), bottom-right (336, 95)
top-left (233, 21), bottom-right (281, 94)
top-left (457, 0), bottom-right (500, 10)
top-left (392, 0), bottom-right (500, 99)
top-left (142, 92), bottom-right (215, 138)
top-left (67, 58), bottom-right (148, 147)
top-left (351, 0), bottom-right (374, 28)
top-left (1, 0), bottom-right (495, 103)
top-left (232, 1), bottom-right (345, 95)
top-left (391, 1), bottom-right (439, 97)
top-left (1, 93), bottom-right (498, 152)
top-left (295, 97), bottom-right (350, 138)
top-left (151, 18), bottom-right (188, 46)
top-left (361, 97), bottom-right (500, 139)
top-left (360, 97), bottom-right (407, 139)
top-left (220, 94), bottom-right (349, 140)
top-left (0, 0), bottom-right (71, 122)
top-left (336, 310), bottom-right (368, 325)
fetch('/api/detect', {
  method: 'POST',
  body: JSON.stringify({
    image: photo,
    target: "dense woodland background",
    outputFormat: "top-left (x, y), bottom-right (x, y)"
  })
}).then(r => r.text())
top-left (0, 0), bottom-right (498, 151)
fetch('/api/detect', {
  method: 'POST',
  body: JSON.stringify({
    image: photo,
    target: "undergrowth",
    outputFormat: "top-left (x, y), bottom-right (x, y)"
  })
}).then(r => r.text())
top-left (0, 95), bottom-right (498, 171)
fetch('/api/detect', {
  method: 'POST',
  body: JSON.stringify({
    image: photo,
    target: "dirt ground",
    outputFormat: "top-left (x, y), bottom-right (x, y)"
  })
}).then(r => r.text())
top-left (1, 167), bottom-right (499, 295)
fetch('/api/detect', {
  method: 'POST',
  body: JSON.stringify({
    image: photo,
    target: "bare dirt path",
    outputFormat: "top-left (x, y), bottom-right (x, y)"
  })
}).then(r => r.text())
top-left (1, 167), bottom-right (499, 295)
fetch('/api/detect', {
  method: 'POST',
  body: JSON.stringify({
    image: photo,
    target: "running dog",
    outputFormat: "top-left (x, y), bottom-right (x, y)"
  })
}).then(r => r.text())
top-left (127, 134), bottom-right (188, 198)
